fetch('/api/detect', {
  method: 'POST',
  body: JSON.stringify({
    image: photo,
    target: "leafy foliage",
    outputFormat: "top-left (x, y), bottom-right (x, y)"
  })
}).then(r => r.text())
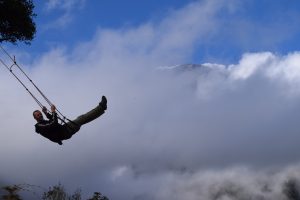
top-left (42, 183), bottom-right (81, 200)
top-left (1, 183), bottom-right (109, 200)
top-left (1, 185), bottom-right (22, 200)
top-left (87, 192), bottom-right (109, 200)
top-left (0, 0), bottom-right (36, 44)
top-left (283, 178), bottom-right (300, 200)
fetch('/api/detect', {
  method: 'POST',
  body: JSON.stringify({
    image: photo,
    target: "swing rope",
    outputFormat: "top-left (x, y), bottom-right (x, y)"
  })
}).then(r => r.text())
top-left (0, 58), bottom-right (44, 109)
top-left (0, 45), bottom-right (72, 124)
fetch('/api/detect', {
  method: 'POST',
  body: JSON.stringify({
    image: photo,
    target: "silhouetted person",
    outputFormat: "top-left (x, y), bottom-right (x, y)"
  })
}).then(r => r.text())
top-left (33, 96), bottom-right (107, 145)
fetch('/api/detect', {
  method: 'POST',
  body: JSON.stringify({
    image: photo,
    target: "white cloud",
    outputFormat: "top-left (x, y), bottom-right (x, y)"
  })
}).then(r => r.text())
top-left (45, 0), bottom-right (60, 10)
top-left (111, 166), bottom-right (131, 181)
top-left (45, 0), bottom-right (86, 12)
top-left (43, 0), bottom-right (87, 29)
top-left (229, 52), bottom-right (275, 80)
top-left (154, 166), bottom-right (300, 200)
top-left (49, 13), bottom-right (73, 28)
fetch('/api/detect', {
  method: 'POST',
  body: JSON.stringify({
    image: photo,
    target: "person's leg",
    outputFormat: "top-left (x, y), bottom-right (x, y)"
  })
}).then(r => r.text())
top-left (72, 96), bottom-right (107, 125)
top-left (61, 122), bottom-right (80, 140)
top-left (61, 96), bottom-right (107, 140)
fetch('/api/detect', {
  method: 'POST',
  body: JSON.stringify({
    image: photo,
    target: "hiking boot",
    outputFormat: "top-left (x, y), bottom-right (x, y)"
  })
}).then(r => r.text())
top-left (99, 96), bottom-right (107, 110)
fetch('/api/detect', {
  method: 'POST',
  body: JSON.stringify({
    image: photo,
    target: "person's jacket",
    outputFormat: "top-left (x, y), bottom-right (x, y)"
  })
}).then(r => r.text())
top-left (35, 112), bottom-right (64, 145)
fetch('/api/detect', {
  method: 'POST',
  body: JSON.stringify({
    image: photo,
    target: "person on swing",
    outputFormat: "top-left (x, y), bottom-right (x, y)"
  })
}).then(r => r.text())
top-left (33, 96), bottom-right (107, 145)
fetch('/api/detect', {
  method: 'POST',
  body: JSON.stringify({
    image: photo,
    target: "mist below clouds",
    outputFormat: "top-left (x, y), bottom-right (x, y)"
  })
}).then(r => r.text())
top-left (152, 165), bottom-right (300, 200)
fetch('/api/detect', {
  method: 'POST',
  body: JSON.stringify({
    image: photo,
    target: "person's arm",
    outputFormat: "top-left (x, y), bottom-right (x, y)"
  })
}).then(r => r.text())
top-left (50, 105), bottom-right (58, 122)
top-left (42, 106), bottom-right (52, 119)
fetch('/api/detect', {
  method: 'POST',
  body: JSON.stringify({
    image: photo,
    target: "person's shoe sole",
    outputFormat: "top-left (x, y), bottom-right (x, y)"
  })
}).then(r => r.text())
top-left (100, 96), bottom-right (107, 110)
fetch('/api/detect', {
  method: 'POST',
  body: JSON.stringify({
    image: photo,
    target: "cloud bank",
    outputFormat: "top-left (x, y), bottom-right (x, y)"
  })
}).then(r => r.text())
top-left (1, 0), bottom-right (300, 199)
top-left (110, 165), bottom-right (300, 200)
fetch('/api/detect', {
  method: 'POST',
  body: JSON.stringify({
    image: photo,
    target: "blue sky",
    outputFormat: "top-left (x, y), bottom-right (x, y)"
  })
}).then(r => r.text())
top-left (13, 0), bottom-right (300, 64)
top-left (19, 0), bottom-right (195, 58)
top-left (3, 0), bottom-right (300, 199)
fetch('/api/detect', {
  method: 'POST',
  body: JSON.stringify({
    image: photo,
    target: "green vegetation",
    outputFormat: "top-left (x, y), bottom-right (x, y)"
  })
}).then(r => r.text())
top-left (1, 183), bottom-right (109, 200)
top-left (283, 178), bottom-right (300, 200)
top-left (0, 0), bottom-right (36, 44)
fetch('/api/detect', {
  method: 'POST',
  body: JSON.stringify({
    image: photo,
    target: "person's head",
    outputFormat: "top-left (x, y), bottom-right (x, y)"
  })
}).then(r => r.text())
top-left (33, 110), bottom-right (43, 122)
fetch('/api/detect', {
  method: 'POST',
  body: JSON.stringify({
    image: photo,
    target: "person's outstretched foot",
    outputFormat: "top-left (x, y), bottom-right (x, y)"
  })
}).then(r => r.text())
top-left (99, 96), bottom-right (107, 110)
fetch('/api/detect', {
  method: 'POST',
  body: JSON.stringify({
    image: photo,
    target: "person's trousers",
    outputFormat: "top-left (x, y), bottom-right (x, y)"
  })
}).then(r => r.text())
top-left (61, 104), bottom-right (105, 140)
